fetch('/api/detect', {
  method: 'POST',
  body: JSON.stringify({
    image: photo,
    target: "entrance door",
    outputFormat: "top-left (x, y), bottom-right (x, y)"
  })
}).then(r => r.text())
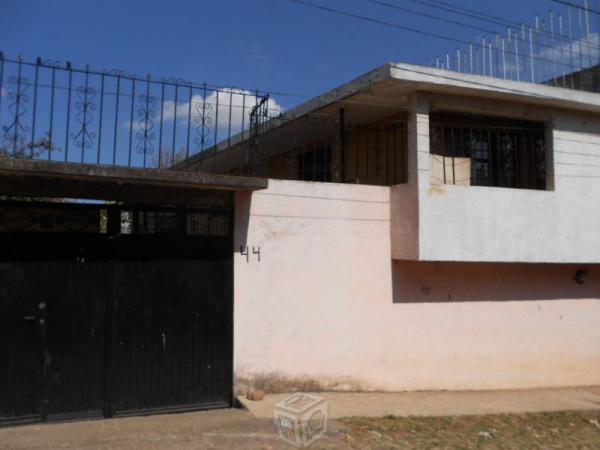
top-left (0, 202), bottom-right (233, 424)
top-left (0, 262), bottom-right (45, 424)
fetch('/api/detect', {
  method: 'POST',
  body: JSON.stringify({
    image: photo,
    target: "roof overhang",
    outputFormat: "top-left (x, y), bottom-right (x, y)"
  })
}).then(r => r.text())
top-left (0, 158), bottom-right (267, 206)
top-left (179, 63), bottom-right (600, 172)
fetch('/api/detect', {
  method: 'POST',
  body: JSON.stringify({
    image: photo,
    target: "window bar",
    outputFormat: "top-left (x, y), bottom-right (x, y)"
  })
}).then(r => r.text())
top-left (30, 58), bottom-right (40, 158)
top-left (64, 62), bottom-right (73, 162)
top-left (450, 127), bottom-right (456, 185)
top-left (127, 78), bottom-right (135, 167)
top-left (96, 73), bottom-right (105, 165)
top-left (496, 130), bottom-right (502, 187)
top-left (158, 82), bottom-right (165, 168)
top-left (515, 131), bottom-right (521, 186)
top-left (442, 125), bottom-right (446, 184)
top-left (385, 124), bottom-right (390, 185)
top-left (474, 128), bottom-right (481, 185)
top-left (488, 129), bottom-right (494, 186)
top-left (112, 76), bottom-right (121, 165)
top-left (528, 131), bottom-right (535, 188)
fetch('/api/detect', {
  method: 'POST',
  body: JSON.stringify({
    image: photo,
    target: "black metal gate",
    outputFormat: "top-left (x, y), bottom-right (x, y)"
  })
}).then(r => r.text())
top-left (0, 201), bottom-right (233, 425)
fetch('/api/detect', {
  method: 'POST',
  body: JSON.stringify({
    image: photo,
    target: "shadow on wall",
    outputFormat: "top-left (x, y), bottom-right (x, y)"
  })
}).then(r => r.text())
top-left (392, 260), bottom-right (600, 303)
top-left (234, 191), bottom-right (251, 251)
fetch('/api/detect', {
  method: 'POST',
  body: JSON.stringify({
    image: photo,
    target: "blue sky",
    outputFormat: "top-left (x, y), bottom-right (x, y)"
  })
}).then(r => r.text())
top-left (0, 0), bottom-right (594, 109)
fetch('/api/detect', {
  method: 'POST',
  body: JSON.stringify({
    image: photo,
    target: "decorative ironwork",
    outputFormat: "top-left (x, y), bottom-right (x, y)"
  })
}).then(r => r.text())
top-left (1, 75), bottom-right (30, 157)
top-left (535, 137), bottom-right (546, 179)
top-left (247, 95), bottom-right (270, 176)
top-left (0, 53), bottom-right (273, 172)
top-left (71, 85), bottom-right (97, 152)
top-left (499, 134), bottom-right (516, 179)
top-left (194, 91), bottom-right (213, 151)
top-left (135, 93), bottom-right (157, 155)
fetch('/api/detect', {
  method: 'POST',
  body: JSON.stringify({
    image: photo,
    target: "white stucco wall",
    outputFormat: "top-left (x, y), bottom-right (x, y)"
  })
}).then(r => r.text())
top-left (234, 179), bottom-right (600, 392)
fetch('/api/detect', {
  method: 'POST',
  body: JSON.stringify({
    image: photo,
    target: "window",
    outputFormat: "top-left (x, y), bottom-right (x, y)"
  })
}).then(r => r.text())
top-left (124, 208), bottom-right (230, 236)
top-left (430, 113), bottom-right (547, 190)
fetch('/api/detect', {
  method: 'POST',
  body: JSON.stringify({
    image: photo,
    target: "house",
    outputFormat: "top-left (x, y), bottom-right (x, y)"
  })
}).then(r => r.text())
top-left (1, 60), bottom-right (599, 424)
top-left (180, 63), bottom-right (600, 393)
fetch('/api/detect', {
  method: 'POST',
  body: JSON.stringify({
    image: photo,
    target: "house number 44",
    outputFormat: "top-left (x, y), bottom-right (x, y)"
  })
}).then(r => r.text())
top-left (240, 246), bottom-right (261, 262)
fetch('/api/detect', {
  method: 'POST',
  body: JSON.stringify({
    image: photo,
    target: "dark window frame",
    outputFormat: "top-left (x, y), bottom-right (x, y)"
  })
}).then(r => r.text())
top-left (430, 112), bottom-right (548, 190)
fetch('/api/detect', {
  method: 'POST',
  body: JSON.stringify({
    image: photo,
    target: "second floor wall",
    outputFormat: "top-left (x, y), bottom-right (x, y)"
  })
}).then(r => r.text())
top-left (392, 92), bottom-right (600, 263)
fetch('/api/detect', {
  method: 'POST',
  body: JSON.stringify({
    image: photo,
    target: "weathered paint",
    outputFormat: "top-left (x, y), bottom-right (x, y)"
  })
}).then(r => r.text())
top-left (234, 179), bottom-right (600, 392)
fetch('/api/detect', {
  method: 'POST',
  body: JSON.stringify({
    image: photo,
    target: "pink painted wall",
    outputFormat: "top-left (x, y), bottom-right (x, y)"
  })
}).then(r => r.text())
top-left (234, 179), bottom-right (600, 392)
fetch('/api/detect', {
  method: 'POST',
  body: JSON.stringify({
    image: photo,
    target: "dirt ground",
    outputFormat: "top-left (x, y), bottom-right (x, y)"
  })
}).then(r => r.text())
top-left (340, 410), bottom-right (600, 449)
top-left (1, 408), bottom-right (600, 449)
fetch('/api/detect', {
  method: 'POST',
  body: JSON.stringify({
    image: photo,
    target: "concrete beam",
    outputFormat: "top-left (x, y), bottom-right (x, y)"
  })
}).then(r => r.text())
top-left (0, 158), bottom-right (267, 205)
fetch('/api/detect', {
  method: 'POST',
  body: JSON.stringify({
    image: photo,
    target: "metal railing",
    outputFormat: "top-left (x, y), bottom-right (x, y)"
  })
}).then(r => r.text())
top-left (430, 113), bottom-right (547, 190)
top-left (429, 2), bottom-right (600, 90)
top-left (0, 53), bottom-right (276, 169)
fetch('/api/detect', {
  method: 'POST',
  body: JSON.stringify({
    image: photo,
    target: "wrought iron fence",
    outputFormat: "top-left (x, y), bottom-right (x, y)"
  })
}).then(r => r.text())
top-left (0, 53), bottom-right (278, 169)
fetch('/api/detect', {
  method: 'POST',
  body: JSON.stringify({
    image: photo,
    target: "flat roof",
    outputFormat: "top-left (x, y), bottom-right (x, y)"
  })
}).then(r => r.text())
top-left (180, 63), bottom-right (600, 171)
top-left (0, 158), bottom-right (267, 205)
top-left (288, 62), bottom-right (600, 118)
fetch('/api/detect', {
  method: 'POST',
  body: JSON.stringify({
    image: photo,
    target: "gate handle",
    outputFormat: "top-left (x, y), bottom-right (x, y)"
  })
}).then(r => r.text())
top-left (23, 315), bottom-right (36, 322)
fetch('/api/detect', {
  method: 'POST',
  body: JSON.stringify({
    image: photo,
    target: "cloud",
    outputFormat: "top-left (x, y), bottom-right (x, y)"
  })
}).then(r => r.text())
top-left (162, 88), bottom-right (283, 128)
top-left (538, 32), bottom-right (600, 64)
top-left (126, 88), bottom-right (283, 145)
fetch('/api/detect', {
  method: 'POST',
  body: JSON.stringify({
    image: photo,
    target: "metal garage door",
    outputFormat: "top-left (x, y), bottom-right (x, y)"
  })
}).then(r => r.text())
top-left (0, 201), bottom-right (233, 424)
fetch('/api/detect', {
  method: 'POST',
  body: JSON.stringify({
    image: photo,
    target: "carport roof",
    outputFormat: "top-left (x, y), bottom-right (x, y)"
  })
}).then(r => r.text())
top-left (0, 158), bottom-right (267, 205)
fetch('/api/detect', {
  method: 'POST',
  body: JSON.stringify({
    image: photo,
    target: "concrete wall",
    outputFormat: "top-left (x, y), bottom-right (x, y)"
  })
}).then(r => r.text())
top-left (234, 179), bottom-right (600, 393)
top-left (392, 93), bottom-right (600, 263)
